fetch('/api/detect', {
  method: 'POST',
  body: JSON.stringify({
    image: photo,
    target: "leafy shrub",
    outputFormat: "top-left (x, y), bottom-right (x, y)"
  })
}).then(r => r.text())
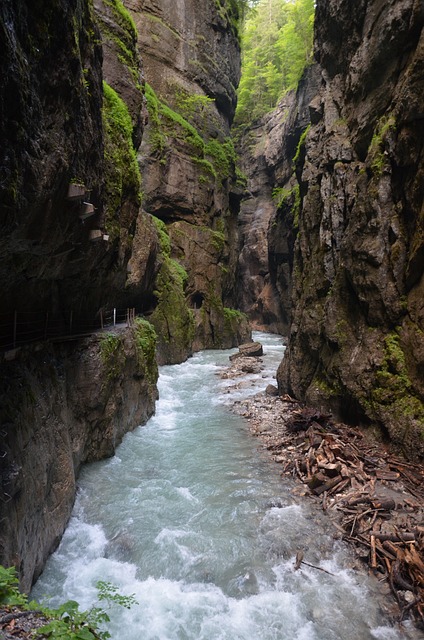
top-left (0, 565), bottom-right (137, 640)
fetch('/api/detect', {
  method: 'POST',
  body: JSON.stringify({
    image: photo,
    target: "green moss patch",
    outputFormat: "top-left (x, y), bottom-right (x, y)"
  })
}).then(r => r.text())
top-left (293, 125), bottom-right (310, 168)
top-left (144, 83), bottom-right (239, 184)
top-left (102, 81), bottom-right (141, 240)
top-left (149, 220), bottom-right (195, 358)
top-left (100, 333), bottom-right (125, 379)
top-left (133, 317), bottom-right (158, 383)
top-left (98, 0), bottom-right (141, 90)
top-left (223, 307), bottom-right (247, 325)
top-left (366, 330), bottom-right (424, 445)
top-left (368, 115), bottom-right (396, 177)
top-left (151, 215), bottom-right (171, 256)
top-left (273, 183), bottom-right (301, 227)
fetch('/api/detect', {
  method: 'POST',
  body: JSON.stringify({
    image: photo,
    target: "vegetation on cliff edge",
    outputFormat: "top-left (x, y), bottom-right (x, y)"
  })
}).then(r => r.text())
top-left (149, 216), bottom-right (195, 356)
top-left (235, 0), bottom-right (315, 124)
top-left (144, 83), bottom-right (242, 185)
top-left (133, 317), bottom-right (158, 383)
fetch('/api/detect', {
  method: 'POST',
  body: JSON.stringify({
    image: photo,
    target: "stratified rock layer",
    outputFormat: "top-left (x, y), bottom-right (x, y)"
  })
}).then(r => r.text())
top-left (278, 0), bottom-right (424, 459)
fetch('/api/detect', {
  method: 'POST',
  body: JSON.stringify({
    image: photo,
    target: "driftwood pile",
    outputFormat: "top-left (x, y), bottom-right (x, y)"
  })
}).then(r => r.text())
top-left (267, 407), bottom-right (424, 627)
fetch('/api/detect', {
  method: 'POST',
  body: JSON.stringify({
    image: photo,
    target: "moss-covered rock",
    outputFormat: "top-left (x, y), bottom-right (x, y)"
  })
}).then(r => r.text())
top-left (102, 80), bottom-right (141, 250)
top-left (148, 216), bottom-right (195, 364)
top-left (94, 0), bottom-right (144, 144)
top-left (132, 317), bottom-right (159, 382)
top-left (127, 0), bottom-right (245, 353)
top-left (150, 256), bottom-right (195, 365)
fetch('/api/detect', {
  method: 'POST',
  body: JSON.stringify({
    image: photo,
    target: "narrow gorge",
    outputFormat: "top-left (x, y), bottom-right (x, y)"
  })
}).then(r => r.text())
top-left (236, 0), bottom-right (424, 462)
top-left (0, 0), bottom-right (423, 626)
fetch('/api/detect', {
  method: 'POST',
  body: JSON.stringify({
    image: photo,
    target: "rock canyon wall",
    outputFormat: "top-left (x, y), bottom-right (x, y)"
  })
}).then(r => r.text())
top-left (0, 0), bottom-right (248, 589)
top-left (236, 65), bottom-right (321, 334)
top-left (236, 0), bottom-right (423, 459)
top-left (0, 326), bottom-right (158, 593)
top-left (275, 0), bottom-right (424, 459)
top-left (128, 0), bottom-right (250, 356)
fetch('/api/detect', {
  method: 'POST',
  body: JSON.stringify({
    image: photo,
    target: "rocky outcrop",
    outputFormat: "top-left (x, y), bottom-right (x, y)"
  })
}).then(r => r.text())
top-left (0, 323), bottom-right (158, 591)
top-left (0, 0), bottom-right (166, 339)
top-left (277, 0), bottom-right (424, 459)
top-left (236, 111), bottom-right (288, 334)
top-left (0, 0), bottom-right (251, 592)
top-left (127, 0), bottom-right (250, 353)
top-left (236, 65), bottom-right (320, 334)
top-left (0, 0), bottom-right (161, 593)
top-left (0, 0), bottom-right (104, 316)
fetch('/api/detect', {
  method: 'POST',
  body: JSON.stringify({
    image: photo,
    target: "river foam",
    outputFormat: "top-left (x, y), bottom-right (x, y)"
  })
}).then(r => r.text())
top-left (32, 333), bottom-right (419, 639)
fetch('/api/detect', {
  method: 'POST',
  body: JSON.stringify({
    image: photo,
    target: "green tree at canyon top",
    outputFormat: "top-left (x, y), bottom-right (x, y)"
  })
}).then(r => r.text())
top-left (235, 0), bottom-right (315, 124)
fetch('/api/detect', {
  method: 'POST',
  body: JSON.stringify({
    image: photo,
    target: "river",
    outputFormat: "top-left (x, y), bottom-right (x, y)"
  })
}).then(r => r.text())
top-left (32, 333), bottom-right (418, 639)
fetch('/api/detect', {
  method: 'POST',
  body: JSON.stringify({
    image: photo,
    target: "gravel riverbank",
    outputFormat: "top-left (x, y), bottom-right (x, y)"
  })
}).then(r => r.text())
top-left (219, 347), bottom-right (424, 633)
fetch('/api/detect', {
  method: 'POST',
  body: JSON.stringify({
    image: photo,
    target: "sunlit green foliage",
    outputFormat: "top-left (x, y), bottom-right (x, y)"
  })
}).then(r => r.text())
top-left (133, 318), bottom-right (158, 383)
top-left (215, 0), bottom-right (257, 36)
top-left (235, 0), bottom-right (315, 124)
top-left (0, 565), bottom-right (137, 640)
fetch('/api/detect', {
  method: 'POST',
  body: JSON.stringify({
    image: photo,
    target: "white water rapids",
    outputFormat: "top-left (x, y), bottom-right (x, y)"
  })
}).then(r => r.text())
top-left (32, 333), bottom-right (419, 639)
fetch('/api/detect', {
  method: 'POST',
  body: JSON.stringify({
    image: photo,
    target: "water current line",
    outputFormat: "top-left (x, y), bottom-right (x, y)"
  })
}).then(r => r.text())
top-left (32, 333), bottom-right (420, 640)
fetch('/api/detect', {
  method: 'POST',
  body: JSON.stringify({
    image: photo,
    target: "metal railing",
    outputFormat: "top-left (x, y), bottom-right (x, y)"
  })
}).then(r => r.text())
top-left (0, 307), bottom-right (137, 353)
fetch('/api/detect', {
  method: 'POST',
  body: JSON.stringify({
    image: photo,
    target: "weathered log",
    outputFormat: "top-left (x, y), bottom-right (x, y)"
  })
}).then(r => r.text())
top-left (307, 472), bottom-right (327, 491)
top-left (347, 495), bottom-right (372, 507)
top-left (370, 534), bottom-right (377, 569)
top-left (404, 545), bottom-right (424, 577)
top-left (298, 560), bottom-right (335, 576)
top-left (328, 477), bottom-right (350, 495)
top-left (382, 540), bottom-right (402, 558)
top-left (318, 462), bottom-right (342, 478)
top-left (294, 550), bottom-right (304, 571)
top-left (375, 469), bottom-right (401, 481)
top-left (313, 474), bottom-right (343, 496)
top-left (373, 532), bottom-right (416, 543)
top-left (286, 408), bottom-right (332, 433)
top-left (392, 559), bottom-right (415, 591)
top-left (377, 539), bottom-right (397, 561)
top-left (309, 434), bottom-right (323, 449)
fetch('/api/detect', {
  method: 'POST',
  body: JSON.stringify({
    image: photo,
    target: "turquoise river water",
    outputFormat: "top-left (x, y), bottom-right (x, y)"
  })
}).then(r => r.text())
top-left (32, 333), bottom-right (420, 640)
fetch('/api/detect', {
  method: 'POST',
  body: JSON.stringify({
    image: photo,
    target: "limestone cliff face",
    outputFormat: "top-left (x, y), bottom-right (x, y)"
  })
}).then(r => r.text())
top-left (0, 0), bottom-right (250, 590)
top-left (236, 111), bottom-right (289, 334)
top-left (236, 66), bottom-right (320, 334)
top-left (278, 0), bottom-right (424, 458)
top-left (0, 0), bottom-right (161, 591)
top-left (0, 327), bottom-right (158, 592)
top-left (126, 0), bottom-right (250, 354)
top-left (0, 0), bottom-right (104, 316)
top-left (0, 0), bottom-right (151, 319)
